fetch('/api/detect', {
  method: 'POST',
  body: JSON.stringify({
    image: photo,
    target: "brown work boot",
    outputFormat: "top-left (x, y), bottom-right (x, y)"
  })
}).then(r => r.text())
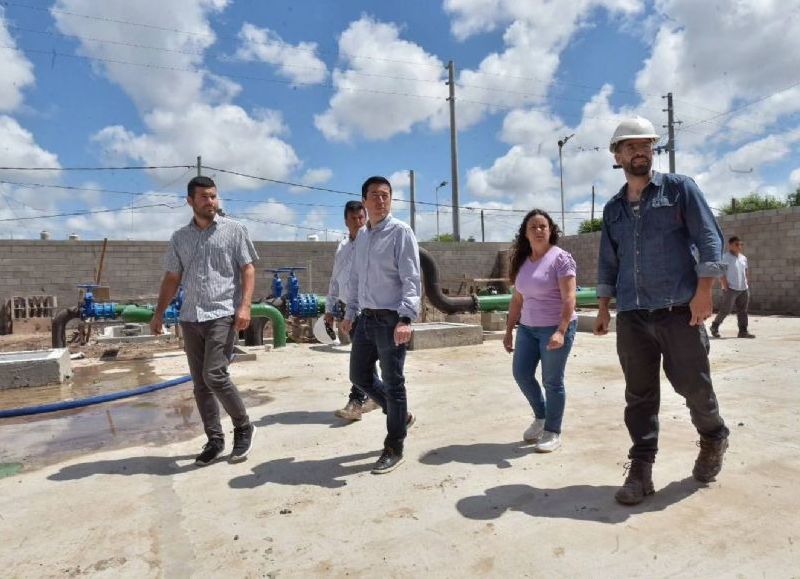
top-left (614, 459), bottom-right (655, 505)
top-left (334, 400), bottom-right (363, 421)
top-left (693, 437), bottom-right (729, 482)
top-left (362, 398), bottom-right (380, 413)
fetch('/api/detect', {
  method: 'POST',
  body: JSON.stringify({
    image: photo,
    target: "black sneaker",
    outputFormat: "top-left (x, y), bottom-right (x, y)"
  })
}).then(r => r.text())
top-left (372, 447), bottom-right (404, 474)
top-left (710, 325), bottom-right (720, 338)
top-left (737, 331), bottom-right (756, 339)
top-left (406, 413), bottom-right (416, 429)
top-left (230, 424), bottom-right (256, 463)
top-left (195, 439), bottom-right (224, 466)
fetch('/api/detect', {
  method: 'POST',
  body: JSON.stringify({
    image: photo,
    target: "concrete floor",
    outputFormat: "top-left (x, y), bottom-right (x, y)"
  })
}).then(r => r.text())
top-left (1, 315), bottom-right (799, 578)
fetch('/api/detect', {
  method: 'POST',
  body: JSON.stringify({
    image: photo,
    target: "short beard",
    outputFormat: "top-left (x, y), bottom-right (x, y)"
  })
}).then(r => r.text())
top-left (624, 157), bottom-right (652, 177)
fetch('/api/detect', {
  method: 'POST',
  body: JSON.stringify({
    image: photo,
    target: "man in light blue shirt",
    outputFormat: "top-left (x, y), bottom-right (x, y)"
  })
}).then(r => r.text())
top-left (340, 176), bottom-right (421, 474)
top-left (324, 200), bottom-right (379, 420)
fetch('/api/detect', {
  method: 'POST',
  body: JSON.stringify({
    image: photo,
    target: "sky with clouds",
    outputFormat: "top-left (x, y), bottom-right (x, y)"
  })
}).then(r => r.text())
top-left (1, 0), bottom-right (799, 242)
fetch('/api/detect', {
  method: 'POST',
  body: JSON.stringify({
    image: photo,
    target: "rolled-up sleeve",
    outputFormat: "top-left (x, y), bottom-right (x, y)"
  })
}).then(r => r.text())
top-left (596, 205), bottom-right (618, 298)
top-left (395, 227), bottom-right (421, 320)
top-left (164, 234), bottom-right (183, 274)
top-left (682, 178), bottom-right (725, 278)
top-left (234, 225), bottom-right (258, 268)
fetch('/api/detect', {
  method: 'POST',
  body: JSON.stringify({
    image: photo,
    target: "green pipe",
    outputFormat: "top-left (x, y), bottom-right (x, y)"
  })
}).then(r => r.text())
top-left (120, 303), bottom-right (288, 348)
top-left (476, 287), bottom-right (602, 312)
top-left (250, 303), bottom-right (287, 348)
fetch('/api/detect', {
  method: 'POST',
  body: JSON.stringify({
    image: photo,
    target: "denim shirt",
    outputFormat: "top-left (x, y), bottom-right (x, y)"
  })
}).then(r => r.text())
top-left (597, 172), bottom-right (725, 312)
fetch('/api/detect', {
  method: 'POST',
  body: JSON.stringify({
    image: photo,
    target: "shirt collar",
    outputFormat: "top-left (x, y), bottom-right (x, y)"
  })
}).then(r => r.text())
top-left (189, 212), bottom-right (220, 231)
top-left (613, 171), bottom-right (663, 201)
top-left (368, 213), bottom-right (392, 232)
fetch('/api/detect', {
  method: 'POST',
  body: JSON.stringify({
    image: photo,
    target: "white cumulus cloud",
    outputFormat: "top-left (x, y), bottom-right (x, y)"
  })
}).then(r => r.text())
top-left (235, 23), bottom-right (327, 85)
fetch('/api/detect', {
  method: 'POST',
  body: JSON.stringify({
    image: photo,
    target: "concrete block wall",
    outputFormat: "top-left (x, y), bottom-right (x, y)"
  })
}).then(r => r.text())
top-left (0, 206), bottom-right (796, 317)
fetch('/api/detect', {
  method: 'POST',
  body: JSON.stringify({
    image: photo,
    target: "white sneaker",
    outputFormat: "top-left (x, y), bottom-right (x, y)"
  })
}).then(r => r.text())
top-left (523, 418), bottom-right (546, 442)
top-left (534, 431), bottom-right (562, 453)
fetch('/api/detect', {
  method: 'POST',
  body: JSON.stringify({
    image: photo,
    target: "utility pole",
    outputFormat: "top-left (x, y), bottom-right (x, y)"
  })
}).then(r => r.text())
top-left (557, 133), bottom-right (574, 232)
top-left (591, 185), bottom-right (595, 222)
top-left (663, 92), bottom-right (677, 173)
top-left (196, 155), bottom-right (201, 176)
top-left (480, 209), bottom-right (485, 242)
top-left (447, 60), bottom-right (461, 241)
top-left (409, 170), bottom-right (416, 232)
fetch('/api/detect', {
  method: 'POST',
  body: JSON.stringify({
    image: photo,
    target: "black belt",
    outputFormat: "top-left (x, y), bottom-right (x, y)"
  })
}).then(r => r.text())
top-left (361, 308), bottom-right (397, 316)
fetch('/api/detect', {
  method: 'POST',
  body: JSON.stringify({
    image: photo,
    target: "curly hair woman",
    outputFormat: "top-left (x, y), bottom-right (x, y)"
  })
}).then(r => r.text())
top-left (504, 209), bottom-right (578, 452)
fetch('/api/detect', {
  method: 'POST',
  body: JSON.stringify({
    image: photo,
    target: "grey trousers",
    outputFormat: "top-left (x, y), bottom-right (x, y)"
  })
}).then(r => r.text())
top-left (181, 316), bottom-right (250, 442)
top-left (712, 289), bottom-right (749, 332)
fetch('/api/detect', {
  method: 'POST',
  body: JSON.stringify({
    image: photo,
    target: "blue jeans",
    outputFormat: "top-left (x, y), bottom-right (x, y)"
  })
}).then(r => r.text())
top-left (349, 310), bottom-right (407, 453)
top-left (512, 320), bottom-right (577, 434)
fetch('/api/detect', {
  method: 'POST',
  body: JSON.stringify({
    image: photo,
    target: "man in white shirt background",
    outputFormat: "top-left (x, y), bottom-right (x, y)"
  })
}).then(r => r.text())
top-left (324, 200), bottom-right (379, 421)
top-left (711, 236), bottom-right (755, 339)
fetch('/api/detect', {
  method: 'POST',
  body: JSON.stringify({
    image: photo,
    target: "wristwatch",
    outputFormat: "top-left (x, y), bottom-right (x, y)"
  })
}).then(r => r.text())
top-left (399, 316), bottom-right (412, 324)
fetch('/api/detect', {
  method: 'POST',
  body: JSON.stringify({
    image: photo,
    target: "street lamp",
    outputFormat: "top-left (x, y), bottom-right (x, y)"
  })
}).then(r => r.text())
top-left (435, 180), bottom-right (448, 240)
top-left (557, 133), bottom-right (574, 232)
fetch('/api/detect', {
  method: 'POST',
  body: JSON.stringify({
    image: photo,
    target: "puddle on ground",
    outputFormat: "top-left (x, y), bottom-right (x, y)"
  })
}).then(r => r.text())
top-left (0, 360), bottom-right (274, 472)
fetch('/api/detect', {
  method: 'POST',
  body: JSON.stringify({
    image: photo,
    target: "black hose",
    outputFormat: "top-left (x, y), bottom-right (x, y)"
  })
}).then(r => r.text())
top-left (418, 247), bottom-right (478, 314)
top-left (51, 306), bottom-right (81, 348)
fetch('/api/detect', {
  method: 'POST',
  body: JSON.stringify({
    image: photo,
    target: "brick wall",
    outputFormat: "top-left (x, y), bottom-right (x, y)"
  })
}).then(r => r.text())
top-left (0, 206), bottom-right (797, 318)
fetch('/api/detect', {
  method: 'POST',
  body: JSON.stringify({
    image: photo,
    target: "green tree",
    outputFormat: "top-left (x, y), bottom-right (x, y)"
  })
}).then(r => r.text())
top-left (723, 192), bottom-right (788, 215)
top-left (431, 233), bottom-right (457, 242)
top-left (578, 218), bottom-right (603, 233)
top-left (788, 186), bottom-right (800, 207)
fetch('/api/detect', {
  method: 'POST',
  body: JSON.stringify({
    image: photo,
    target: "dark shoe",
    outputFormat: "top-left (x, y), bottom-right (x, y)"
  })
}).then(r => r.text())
top-left (710, 324), bottom-right (720, 338)
top-left (372, 447), bottom-right (404, 474)
top-left (406, 413), bottom-right (416, 429)
top-left (334, 400), bottom-right (363, 421)
top-left (195, 439), bottom-right (224, 466)
top-left (737, 331), bottom-right (756, 339)
top-left (230, 424), bottom-right (256, 463)
top-left (614, 459), bottom-right (655, 505)
top-left (693, 437), bottom-right (729, 482)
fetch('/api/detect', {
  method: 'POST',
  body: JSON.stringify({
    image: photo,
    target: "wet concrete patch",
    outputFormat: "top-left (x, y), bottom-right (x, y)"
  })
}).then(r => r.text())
top-left (0, 360), bottom-right (274, 472)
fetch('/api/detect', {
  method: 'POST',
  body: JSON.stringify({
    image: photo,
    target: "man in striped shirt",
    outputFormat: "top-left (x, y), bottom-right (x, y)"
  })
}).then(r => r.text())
top-left (151, 176), bottom-right (258, 466)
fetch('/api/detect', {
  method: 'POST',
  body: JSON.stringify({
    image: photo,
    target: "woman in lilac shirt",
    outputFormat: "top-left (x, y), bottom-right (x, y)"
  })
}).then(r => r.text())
top-left (503, 209), bottom-right (578, 452)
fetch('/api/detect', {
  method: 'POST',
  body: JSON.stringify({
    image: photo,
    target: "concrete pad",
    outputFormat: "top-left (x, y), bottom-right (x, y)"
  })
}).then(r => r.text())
top-left (409, 321), bottom-right (483, 350)
top-left (0, 315), bottom-right (798, 577)
top-left (481, 310), bottom-right (508, 331)
top-left (576, 311), bottom-right (616, 332)
top-left (0, 348), bottom-right (71, 389)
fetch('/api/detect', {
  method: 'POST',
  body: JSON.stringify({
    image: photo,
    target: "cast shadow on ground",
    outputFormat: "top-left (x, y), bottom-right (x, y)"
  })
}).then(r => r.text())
top-left (252, 410), bottom-right (355, 429)
top-left (456, 478), bottom-right (703, 524)
top-left (308, 345), bottom-right (350, 354)
top-left (47, 454), bottom-right (197, 481)
top-left (420, 441), bottom-right (539, 469)
top-left (228, 450), bottom-right (381, 489)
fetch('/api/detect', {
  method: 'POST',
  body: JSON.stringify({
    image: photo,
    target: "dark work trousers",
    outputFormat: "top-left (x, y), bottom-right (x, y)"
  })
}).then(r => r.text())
top-left (181, 315), bottom-right (250, 442)
top-left (336, 303), bottom-right (370, 404)
top-left (349, 310), bottom-right (407, 454)
top-left (616, 307), bottom-right (729, 463)
top-left (712, 288), bottom-right (750, 332)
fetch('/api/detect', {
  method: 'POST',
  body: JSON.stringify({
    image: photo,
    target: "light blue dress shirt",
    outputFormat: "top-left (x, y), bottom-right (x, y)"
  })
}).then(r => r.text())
top-left (344, 214), bottom-right (421, 321)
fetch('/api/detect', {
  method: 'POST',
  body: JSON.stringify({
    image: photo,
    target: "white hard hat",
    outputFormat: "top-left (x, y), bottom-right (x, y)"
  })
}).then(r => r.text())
top-left (313, 316), bottom-right (340, 346)
top-left (609, 116), bottom-right (660, 152)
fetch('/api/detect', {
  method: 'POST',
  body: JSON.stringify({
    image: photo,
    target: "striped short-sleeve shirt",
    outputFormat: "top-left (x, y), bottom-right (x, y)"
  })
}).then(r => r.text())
top-left (164, 214), bottom-right (259, 322)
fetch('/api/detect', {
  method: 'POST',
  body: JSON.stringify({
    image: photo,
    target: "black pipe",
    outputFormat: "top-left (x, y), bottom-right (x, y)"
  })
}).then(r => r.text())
top-left (418, 247), bottom-right (478, 314)
top-left (51, 306), bottom-right (81, 348)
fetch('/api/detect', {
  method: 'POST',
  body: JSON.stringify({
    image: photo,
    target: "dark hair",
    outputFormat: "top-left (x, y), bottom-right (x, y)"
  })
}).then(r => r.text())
top-left (344, 200), bottom-right (365, 219)
top-left (508, 209), bottom-right (560, 283)
top-left (728, 236), bottom-right (740, 244)
top-left (361, 176), bottom-right (392, 199)
top-left (187, 176), bottom-right (216, 197)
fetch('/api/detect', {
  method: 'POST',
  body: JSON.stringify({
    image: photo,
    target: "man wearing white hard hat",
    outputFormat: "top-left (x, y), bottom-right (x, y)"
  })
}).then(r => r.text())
top-left (594, 117), bottom-right (730, 505)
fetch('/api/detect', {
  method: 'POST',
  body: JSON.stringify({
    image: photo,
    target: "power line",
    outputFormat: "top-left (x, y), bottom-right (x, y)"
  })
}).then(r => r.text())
top-left (0, 163), bottom-right (192, 171)
top-left (0, 202), bottom-right (176, 223)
